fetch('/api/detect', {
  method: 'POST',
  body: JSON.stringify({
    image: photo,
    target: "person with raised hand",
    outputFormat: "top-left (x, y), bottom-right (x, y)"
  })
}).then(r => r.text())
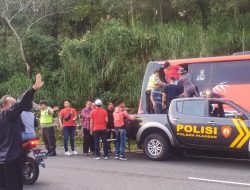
top-left (0, 73), bottom-right (44, 190)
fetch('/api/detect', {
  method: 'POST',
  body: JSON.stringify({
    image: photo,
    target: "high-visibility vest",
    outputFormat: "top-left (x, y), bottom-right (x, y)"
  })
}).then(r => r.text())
top-left (40, 108), bottom-right (53, 125)
top-left (146, 74), bottom-right (156, 91)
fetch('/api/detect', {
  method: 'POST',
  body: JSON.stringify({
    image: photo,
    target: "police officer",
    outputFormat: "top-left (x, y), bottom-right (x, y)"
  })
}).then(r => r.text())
top-left (0, 73), bottom-right (44, 190)
top-left (39, 100), bottom-right (57, 156)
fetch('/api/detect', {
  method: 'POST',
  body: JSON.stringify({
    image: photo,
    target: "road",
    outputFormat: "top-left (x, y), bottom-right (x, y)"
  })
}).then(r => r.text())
top-left (24, 148), bottom-right (250, 190)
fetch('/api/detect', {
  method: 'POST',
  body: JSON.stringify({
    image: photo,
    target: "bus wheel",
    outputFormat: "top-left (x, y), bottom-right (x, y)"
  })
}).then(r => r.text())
top-left (143, 133), bottom-right (170, 161)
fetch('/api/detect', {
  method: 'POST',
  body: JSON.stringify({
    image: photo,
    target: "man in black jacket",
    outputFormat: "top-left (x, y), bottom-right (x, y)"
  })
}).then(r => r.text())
top-left (106, 102), bottom-right (115, 153)
top-left (0, 73), bottom-right (44, 190)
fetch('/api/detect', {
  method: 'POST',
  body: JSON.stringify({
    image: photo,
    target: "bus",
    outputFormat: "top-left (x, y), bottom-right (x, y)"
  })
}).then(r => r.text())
top-left (138, 54), bottom-right (250, 114)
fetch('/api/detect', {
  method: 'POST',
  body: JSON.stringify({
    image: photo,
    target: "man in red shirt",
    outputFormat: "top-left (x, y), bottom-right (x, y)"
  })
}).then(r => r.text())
top-left (164, 61), bottom-right (180, 83)
top-left (59, 100), bottom-right (79, 156)
top-left (90, 99), bottom-right (109, 160)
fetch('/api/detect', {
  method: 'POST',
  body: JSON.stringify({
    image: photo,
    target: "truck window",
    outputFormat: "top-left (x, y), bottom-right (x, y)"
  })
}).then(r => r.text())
top-left (181, 100), bottom-right (205, 117)
top-left (176, 101), bottom-right (183, 112)
top-left (208, 101), bottom-right (240, 118)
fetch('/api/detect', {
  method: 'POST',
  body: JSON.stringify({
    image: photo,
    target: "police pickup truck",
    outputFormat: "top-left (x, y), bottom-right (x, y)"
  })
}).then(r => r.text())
top-left (127, 98), bottom-right (250, 161)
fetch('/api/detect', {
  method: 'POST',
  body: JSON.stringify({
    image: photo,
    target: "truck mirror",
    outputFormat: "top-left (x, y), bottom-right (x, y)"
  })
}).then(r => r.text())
top-left (234, 112), bottom-right (244, 119)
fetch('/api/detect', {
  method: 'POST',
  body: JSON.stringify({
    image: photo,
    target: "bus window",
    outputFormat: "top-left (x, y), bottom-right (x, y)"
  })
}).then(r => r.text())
top-left (214, 60), bottom-right (250, 84)
top-left (188, 63), bottom-right (214, 93)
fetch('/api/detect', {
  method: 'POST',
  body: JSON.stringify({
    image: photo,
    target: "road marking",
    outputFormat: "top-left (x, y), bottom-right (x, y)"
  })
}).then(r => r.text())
top-left (188, 177), bottom-right (250, 187)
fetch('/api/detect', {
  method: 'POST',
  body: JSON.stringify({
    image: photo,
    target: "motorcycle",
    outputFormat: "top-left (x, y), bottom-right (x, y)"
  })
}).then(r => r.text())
top-left (22, 138), bottom-right (47, 185)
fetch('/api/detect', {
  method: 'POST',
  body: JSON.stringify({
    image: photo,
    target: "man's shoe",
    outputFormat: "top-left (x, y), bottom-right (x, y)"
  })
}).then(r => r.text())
top-left (64, 151), bottom-right (72, 156)
top-left (83, 153), bottom-right (89, 156)
top-left (104, 156), bottom-right (109, 160)
top-left (119, 156), bottom-right (128, 161)
top-left (115, 155), bottom-right (119, 159)
top-left (94, 156), bottom-right (101, 160)
top-left (48, 151), bottom-right (57, 157)
top-left (115, 154), bottom-right (120, 159)
top-left (46, 149), bottom-right (51, 156)
top-left (72, 151), bottom-right (79, 155)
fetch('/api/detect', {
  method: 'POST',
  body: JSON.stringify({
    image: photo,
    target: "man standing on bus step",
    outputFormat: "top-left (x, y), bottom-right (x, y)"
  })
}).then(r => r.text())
top-left (0, 73), bottom-right (44, 190)
top-left (150, 81), bottom-right (163, 114)
top-left (178, 68), bottom-right (198, 98)
top-left (39, 100), bottom-right (57, 156)
top-left (162, 77), bottom-right (181, 113)
top-left (146, 70), bottom-right (162, 114)
top-left (59, 100), bottom-right (79, 156)
top-left (90, 99), bottom-right (109, 160)
top-left (164, 61), bottom-right (180, 83)
top-left (113, 101), bottom-right (135, 161)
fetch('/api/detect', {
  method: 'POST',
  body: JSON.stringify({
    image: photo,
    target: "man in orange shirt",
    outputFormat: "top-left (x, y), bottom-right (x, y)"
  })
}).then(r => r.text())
top-left (164, 61), bottom-right (180, 83)
top-left (90, 99), bottom-right (109, 160)
top-left (113, 101), bottom-right (134, 161)
top-left (59, 100), bottom-right (79, 156)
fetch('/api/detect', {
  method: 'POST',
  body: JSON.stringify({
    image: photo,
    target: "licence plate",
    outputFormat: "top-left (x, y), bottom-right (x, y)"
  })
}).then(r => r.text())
top-left (33, 150), bottom-right (47, 160)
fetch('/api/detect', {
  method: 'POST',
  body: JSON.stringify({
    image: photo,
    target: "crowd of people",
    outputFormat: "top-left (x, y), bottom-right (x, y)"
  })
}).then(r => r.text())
top-left (30, 99), bottom-right (135, 161)
top-left (36, 98), bottom-right (134, 161)
top-left (146, 61), bottom-right (198, 114)
top-left (0, 73), bottom-right (136, 190)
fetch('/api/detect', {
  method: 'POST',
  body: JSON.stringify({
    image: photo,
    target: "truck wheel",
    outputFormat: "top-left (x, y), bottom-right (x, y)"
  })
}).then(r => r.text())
top-left (143, 133), bottom-right (170, 161)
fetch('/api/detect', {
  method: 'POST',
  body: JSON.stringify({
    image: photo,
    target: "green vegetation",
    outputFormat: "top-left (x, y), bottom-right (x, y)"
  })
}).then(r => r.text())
top-left (1, 0), bottom-right (250, 108)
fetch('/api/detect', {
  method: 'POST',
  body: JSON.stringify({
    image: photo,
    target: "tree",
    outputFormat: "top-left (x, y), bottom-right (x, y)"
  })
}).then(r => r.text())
top-left (0, 0), bottom-right (70, 77)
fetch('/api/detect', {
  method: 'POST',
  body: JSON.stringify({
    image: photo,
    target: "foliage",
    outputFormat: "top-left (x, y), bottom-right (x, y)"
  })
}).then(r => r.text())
top-left (0, 0), bottom-right (250, 109)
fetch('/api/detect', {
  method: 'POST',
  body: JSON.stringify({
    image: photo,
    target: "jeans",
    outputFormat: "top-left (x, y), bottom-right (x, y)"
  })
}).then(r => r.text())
top-left (93, 130), bottom-right (109, 157)
top-left (115, 128), bottom-right (126, 157)
top-left (0, 156), bottom-right (23, 190)
top-left (146, 90), bottom-right (154, 114)
top-left (83, 128), bottom-right (94, 154)
top-left (153, 103), bottom-right (162, 114)
top-left (42, 127), bottom-right (56, 151)
top-left (22, 133), bottom-right (36, 141)
top-left (63, 126), bottom-right (75, 152)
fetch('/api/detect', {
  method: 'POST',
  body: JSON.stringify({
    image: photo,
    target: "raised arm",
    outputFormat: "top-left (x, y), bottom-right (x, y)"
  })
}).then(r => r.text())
top-left (3, 73), bottom-right (44, 121)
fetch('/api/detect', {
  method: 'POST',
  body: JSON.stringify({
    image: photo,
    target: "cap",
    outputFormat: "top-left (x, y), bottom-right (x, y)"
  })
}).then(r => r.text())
top-left (95, 99), bottom-right (102, 106)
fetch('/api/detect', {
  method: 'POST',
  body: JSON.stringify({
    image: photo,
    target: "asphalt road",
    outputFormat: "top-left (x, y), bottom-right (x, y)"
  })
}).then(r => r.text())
top-left (24, 148), bottom-right (250, 190)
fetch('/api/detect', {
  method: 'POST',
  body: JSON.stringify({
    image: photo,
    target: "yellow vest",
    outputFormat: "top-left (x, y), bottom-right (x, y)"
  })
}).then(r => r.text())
top-left (146, 74), bottom-right (156, 90)
top-left (40, 108), bottom-right (53, 125)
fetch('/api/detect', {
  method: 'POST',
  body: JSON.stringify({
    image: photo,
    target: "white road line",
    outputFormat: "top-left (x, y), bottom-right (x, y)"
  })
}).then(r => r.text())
top-left (188, 177), bottom-right (250, 187)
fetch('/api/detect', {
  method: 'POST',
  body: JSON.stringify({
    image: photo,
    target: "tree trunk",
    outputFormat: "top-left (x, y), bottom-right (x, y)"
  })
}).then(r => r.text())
top-left (196, 0), bottom-right (209, 30)
top-left (130, 0), bottom-right (135, 29)
top-left (3, 17), bottom-right (31, 77)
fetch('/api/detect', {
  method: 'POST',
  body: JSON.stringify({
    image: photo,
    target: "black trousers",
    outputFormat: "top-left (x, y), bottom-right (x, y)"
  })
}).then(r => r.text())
top-left (146, 90), bottom-right (154, 114)
top-left (42, 127), bottom-right (56, 151)
top-left (107, 129), bottom-right (117, 151)
top-left (83, 128), bottom-right (94, 154)
top-left (0, 156), bottom-right (23, 190)
top-left (93, 130), bottom-right (109, 157)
